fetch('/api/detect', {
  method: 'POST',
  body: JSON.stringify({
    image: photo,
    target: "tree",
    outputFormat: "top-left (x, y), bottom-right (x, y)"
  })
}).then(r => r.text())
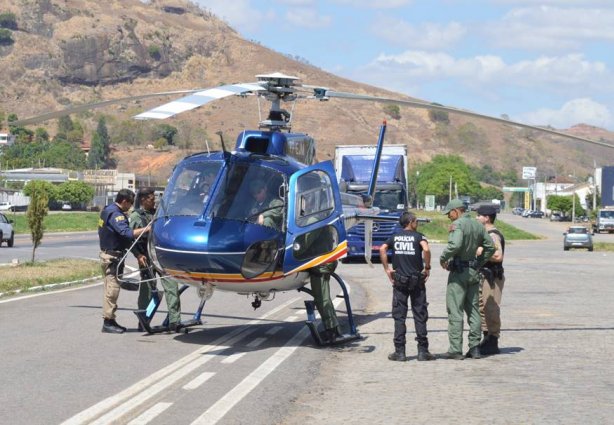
top-left (55, 181), bottom-right (94, 205)
top-left (152, 123), bottom-right (178, 146)
top-left (88, 117), bottom-right (112, 168)
top-left (0, 28), bottom-right (13, 45)
top-left (57, 116), bottom-right (74, 136)
top-left (415, 154), bottom-right (481, 206)
top-left (24, 181), bottom-right (50, 262)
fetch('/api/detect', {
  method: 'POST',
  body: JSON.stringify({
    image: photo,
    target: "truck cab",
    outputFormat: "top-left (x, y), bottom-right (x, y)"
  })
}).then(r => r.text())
top-left (593, 207), bottom-right (614, 233)
top-left (335, 145), bottom-right (408, 261)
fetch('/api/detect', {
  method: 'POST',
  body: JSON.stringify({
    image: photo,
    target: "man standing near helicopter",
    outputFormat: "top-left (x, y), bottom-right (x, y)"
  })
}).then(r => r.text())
top-left (98, 189), bottom-right (150, 334)
top-left (129, 187), bottom-right (182, 332)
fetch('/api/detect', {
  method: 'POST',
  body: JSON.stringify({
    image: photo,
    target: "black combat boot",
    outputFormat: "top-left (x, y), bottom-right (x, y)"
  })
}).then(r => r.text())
top-left (110, 319), bottom-right (127, 332)
top-left (417, 345), bottom-right (435, 361)
top-left (102, 319), bottom-right (125, 334)
top-left (465, 346), bottom-right (482, 359)
top-left (481, 336), bottom-right (500, 355)
top-left (388, 345), bottom-right (407, 362)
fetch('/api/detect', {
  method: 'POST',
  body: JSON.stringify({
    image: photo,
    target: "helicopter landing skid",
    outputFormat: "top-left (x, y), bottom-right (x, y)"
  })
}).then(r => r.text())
top-left (299, 272), bottom-right (361, 346)
top-left (134, 284), bottom-right (206, 335)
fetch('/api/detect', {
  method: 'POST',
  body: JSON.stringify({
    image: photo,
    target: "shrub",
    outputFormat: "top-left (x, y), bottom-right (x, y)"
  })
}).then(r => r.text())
top-left (0, 13), bottom-right (17, 30)
top-left (0, 28), bottom-right (14, 45)
top-left (383, 104), bottom-right (401, 120)
top-left (148, 44), bottom-right (161, 60)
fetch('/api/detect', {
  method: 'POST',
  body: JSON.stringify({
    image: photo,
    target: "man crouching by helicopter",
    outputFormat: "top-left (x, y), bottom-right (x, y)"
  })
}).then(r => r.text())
top-left (98, 189), bottom-right (150, 334)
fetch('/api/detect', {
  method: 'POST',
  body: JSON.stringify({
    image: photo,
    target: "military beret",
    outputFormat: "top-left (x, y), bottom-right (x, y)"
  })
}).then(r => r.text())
top-left (477, 204), bottom-right (498, 216)
top-left (442, 198), bottom-right (465, 214)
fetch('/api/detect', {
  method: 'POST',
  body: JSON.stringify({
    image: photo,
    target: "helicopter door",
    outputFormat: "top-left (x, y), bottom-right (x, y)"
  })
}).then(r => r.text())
top-left (283, 161), bottom-right (347, 275)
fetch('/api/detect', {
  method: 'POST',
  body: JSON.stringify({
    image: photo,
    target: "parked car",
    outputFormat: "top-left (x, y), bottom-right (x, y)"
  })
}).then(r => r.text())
top-left (527, 210), bottom-right (544, 218)
top-left (563, 226), bottom-right (593, 251)
top-left (550, 212), bottom-right (563, 221)
top-left (512, 207), bottom-right (525, 215)
top-left (61, 203), bottom-right (72, 211)
top-left (0, 212), bottom-right (15, 247)
top-left (0, 201), bottom-right (12, 211)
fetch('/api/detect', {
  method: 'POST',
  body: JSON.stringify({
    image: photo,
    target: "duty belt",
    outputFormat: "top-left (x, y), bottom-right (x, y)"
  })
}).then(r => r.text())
top-left (102, 249), bottom-right (126, 256)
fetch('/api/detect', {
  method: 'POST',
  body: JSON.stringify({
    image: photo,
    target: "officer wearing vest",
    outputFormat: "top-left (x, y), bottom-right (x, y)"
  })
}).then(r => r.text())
top-left (98, 189), bottom-right (150, 334)
top-left (380, 211), bottom-right (435, 362)
top-left (440, 199), bottom-right (495, 359)
top-left (476, 204), bottom-right (505, 355)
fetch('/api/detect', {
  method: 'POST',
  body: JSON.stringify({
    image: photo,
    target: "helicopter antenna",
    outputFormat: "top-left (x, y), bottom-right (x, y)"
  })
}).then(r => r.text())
top-left (215, 130), bottom-right (227, 153)
top-left (205, 139), bottom-right (210, 155)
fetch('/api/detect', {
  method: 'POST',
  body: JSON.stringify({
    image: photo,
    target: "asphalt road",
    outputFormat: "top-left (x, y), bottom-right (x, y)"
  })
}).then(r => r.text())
top-left (0, 213), bottom-right (612, 424)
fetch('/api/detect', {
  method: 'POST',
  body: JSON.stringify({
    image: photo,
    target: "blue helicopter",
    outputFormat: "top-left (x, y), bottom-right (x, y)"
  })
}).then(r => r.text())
top-left (13, 72), bottom-right (613, 344)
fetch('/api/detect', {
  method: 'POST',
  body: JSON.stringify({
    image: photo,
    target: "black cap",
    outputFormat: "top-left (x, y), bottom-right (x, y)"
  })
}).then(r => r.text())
top-left (477, 205), bottom-right (497, 216)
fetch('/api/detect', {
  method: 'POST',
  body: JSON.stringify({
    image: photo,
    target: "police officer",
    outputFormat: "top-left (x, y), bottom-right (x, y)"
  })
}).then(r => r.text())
top-left (99, 189), bottom-right (150, 334)
top-left (476, 204), bottom-right (505, 355)
top-left (440, 199), bottom-right (495, 359)
top-left (380, 211), bottom-right (435, 362)
top-left (130, 188), bottom-right (182, 332)
top-left (130, 188), bottom-right (157, 312)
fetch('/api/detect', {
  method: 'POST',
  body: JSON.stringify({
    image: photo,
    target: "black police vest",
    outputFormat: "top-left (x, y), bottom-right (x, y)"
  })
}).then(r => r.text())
top-left (484, 228), bottom-right (505, 269)
top-left (98, 204), bottom-right (130, 251)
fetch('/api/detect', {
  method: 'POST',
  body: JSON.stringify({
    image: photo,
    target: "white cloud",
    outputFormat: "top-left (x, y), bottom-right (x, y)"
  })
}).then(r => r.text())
top-left (358, 51), bottom-right (611, 95)
top-left (517, 98), bottom-right (612, 129)
top-left (285, 7), bottom-right (332, 28)
top-left (371, 17), bottom-right (466, 50)
top-left (485, 6), bottom-right (614, 50)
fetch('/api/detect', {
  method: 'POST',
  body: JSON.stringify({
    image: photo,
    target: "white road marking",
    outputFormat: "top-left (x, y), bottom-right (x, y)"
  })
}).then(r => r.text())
top-left (189, 283), bottom-right (350, 425)
top-left (127, 402), bottom-right (172, 425)
top-left (61, 297), bottom-right (301, 425)
top-left (286, 315), bottom-right (302, 322)
top-left (221, 352), bottom-right (247, 364)
top-left (183, 372), bottom-right (215, 391)
top-left (190, 327), bottom-right (311, 425)
top-left (265, 326), bottom-right (283, 335)
top-left (246, 337), bottom-right (267, 348)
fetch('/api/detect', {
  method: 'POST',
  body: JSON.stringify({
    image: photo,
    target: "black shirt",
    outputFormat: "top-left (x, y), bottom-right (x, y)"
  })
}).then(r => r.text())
top-left (384, 229), bottom-right (427, 276)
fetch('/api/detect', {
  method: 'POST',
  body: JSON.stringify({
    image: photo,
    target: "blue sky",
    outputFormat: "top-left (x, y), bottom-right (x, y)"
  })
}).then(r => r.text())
top-left (197, 0), bottom-right (614, 131)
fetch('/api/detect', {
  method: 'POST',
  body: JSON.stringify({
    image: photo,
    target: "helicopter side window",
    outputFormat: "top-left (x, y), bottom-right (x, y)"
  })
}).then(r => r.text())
top-left (295, 171), bottom-right (335, 228)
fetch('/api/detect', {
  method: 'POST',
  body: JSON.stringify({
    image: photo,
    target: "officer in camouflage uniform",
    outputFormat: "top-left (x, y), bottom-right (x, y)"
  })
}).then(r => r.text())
top-left (129, 187), bottom-right (182, 331)
top-left (440, 199), bottom-right (495, 359)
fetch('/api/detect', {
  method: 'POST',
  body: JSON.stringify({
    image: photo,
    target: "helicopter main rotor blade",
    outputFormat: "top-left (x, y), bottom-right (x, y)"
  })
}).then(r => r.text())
top-left (134, 83), bottom-right (265, 120)
top-left (323, 91), bottom-right (614, 150)
top-left (11, 90), bottom-right (204, 127)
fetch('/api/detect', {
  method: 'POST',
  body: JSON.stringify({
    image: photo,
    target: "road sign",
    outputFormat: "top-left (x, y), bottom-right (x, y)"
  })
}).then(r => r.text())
top-left (522, 166), bottom-right (536, 179)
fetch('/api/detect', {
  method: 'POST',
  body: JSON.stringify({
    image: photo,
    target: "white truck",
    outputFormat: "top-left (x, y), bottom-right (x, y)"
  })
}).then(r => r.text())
top-left (593, 206), bottom-right (614, 233)
top-left (0, 132), bottom-right (16, 146)
top-left (334, 144), bottom-right (409, 260)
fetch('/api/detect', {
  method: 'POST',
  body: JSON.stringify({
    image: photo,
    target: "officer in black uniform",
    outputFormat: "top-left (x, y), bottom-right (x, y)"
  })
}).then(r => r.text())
top-left (379, 211), bottom-right (435, 362)
top-left (98, 189), bottom-right (150, 334)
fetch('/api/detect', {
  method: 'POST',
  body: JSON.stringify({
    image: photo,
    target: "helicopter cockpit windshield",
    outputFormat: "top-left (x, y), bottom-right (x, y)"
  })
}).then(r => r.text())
top-left (211, 163), bottom-right (286, 229)
top-left (162, 160), bottom-right (222, 217)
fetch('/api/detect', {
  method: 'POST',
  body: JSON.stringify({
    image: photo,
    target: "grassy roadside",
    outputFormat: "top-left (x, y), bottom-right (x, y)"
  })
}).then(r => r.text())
top-left (0, 258), bottom-right (101, 296)
top-left (415, 210), bottom-right (539, 242)
top-left (5, 212), bottom-right (99, 234)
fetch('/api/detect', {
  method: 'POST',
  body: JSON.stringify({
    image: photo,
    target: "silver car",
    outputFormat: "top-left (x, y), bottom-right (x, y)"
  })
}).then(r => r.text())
top-left (0, 212), bottom-right (15, 247)
top-left (563, 226), bottom-right (593, 251)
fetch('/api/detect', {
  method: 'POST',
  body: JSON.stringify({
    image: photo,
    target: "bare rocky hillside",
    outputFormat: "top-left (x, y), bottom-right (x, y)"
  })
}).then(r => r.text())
top-left (1, 0), bottom-right (612, 182)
